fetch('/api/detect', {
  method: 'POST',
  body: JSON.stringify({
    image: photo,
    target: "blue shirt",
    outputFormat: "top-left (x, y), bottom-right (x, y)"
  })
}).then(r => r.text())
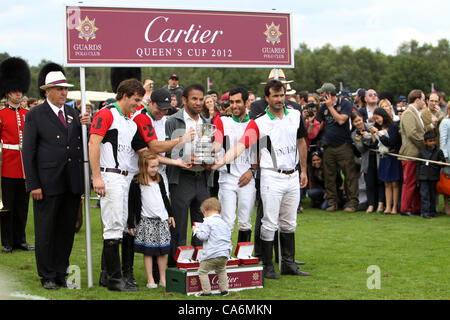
top-left (317, 98), bottom-right (353, 147)
top-left (194, 214), bottom-right (232, 261)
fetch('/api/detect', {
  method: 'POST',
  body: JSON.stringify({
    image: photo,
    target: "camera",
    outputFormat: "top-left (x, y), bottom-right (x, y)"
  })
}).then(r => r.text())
top-left (304, 102), bottom-right (317, 117)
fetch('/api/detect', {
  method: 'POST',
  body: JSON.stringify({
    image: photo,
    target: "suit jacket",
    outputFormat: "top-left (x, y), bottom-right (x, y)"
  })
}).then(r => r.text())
top-left (164, 108), bottom-right (210, 185)
top-left (399, 105), bottom-right (425, 159)
top-left (421, 108), bottom-right (444, 147)
top-left (22, 101), bottom-right (84, 196)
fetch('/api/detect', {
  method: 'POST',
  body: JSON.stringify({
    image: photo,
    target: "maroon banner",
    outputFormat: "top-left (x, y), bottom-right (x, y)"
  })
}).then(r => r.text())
top-left (64, 6), bottom-right (293, 68)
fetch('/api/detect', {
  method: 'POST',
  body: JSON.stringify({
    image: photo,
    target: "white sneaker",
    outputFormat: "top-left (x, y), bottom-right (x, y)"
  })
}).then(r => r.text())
top-left (159, 282), bottom-right (166, 288)
top-left (146, 283), bottom-right (158, 289)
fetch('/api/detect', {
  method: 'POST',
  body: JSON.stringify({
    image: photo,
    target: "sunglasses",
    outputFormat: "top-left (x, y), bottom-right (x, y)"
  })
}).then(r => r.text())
top-left (367, 93), bottom-right (377, 97)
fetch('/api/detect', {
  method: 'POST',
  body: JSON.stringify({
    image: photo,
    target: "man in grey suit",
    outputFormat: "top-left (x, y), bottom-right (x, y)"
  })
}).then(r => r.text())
top-left (22, 71), bottom-right (90, 289)
top-left (165, 84), bottom-right (211, 267)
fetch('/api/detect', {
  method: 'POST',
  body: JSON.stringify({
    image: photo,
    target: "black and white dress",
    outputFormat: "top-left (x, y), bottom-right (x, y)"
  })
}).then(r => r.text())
top-left (128, 177), bottom-right (173, 256)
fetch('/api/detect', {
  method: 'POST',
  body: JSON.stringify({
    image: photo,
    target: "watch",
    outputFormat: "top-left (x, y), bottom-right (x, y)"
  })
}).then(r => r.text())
top-left (249, 167), bottom-right (257, 179)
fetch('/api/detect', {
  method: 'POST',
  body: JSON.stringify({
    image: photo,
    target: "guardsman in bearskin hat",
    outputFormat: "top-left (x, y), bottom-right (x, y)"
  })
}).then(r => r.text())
top-left (0, 57), bottom-right (34, 253)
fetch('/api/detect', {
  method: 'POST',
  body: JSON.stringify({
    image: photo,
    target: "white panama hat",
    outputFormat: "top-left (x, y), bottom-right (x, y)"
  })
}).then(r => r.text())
top-left (286, 83), bottom-right (296, 95)
top-left (40, 71), bottom-right (74, 90)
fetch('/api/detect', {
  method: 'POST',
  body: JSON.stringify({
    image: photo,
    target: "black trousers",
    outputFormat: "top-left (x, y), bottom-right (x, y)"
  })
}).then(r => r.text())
top-left (1, 177), bottom-right (30, 248)
top-left (33, 192), bottom-right (80, 282)
top-left (364, 152), bottom-right (385, 207)
top-left (168, 171), bottom-right (210, 267)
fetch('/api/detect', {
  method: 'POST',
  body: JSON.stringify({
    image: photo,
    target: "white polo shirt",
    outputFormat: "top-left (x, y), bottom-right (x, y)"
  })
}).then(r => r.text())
top-left (213, 114), bottom-right (256, 178)
top-left (240, 107), bottom-right (307, 170)
top-left (90, 104), bottom-right (146, 172)
top-left (140, 182), bottom-right (169, 220)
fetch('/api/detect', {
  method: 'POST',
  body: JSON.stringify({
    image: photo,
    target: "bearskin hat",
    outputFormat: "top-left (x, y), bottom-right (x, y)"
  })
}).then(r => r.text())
top-left (379, 91), bottom-right (395, 106)
top-left (110, 68), bottom-right (141, 93)
top-left (0, 57), bottom-right (31, 99)
top-left (38, 62), bottom-right (66, 98)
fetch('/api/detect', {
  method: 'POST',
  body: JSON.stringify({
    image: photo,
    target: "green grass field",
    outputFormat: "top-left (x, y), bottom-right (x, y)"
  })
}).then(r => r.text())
top-left (1, 196), bottom-right (449, 300)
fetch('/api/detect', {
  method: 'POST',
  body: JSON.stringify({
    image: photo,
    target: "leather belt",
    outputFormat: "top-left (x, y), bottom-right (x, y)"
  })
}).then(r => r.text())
top-left (100, 167), bottom-right (128, 176)
top-left (265, 168), bottom-right (298, 175)
top-left (2, 143), bottom-right (21, 151)
top-left (277, 168), bottom-right (297, 175)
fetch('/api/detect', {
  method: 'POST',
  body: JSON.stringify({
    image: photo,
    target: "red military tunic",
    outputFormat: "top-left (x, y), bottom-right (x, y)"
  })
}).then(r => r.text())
top-left (0, 105), bottom-right (27, 178)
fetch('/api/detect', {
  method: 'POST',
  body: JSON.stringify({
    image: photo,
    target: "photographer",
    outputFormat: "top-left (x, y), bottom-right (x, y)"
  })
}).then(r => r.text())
top-left (316, 83), bottom-right (359, 212)
top-left (302, 102), bottom-right (321, 150)
top-left (396, 95), bottom-right (407, 118)
top-left (218, 92), bottom-right (230, 115)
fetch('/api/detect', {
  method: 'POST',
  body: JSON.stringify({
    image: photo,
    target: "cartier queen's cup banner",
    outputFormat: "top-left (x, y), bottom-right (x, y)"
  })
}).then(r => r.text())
top-left (64, 5), bottom-right (293, 68)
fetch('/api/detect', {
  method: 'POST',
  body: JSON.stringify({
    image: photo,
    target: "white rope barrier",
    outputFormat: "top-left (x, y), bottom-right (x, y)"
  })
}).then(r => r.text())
top-left (368, 148), bottom-right (450, 167)
top-left (308, 144), bottom-right (450, 167)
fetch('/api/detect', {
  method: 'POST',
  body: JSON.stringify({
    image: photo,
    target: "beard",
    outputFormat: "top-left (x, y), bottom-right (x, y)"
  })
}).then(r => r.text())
top-left (7, 93), bottom-right (22, 105)
top-left (185, 103), bottom-right (200, 116)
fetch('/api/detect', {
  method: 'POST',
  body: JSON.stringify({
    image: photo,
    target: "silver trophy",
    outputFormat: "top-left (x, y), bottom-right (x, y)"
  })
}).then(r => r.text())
top-left (193, 123), bottom-right (217, 164)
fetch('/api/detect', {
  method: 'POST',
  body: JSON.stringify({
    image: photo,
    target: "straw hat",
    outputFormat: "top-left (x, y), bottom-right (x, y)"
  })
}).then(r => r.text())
top-left (286, 83), bottom-right (296, 95)
top-left (260, 68), bottom-right (294, 84)
top-left (39, 71), bottom-right (74, 90)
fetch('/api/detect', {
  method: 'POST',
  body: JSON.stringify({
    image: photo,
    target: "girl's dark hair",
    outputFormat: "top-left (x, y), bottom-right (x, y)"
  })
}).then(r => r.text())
top-left (311, 150), bottom-right (322, 159)
top-left (350, 110), bottom-right (363, 123)
top-left (373, 107), bottom-right (392, 129)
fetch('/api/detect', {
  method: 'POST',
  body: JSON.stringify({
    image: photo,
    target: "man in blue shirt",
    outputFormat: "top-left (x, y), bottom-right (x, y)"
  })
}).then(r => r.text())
top-left (316, 83), bottom-right (359, 212)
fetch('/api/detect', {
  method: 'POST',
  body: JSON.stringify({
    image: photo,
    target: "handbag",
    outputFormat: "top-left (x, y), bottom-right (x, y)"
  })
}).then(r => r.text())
top-left (436, 171), bottom-right (450, 196)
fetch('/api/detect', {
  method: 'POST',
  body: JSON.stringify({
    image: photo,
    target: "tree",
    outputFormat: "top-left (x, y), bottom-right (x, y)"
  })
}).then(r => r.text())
top-left (378, 55), bottom-right (436, 97)
top-left (2, 38), bottom-right (449, 103)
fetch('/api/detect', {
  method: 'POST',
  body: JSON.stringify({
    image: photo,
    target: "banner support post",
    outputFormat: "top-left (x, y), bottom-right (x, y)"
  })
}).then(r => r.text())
top-left (80, 66), bottom-right (94, 288)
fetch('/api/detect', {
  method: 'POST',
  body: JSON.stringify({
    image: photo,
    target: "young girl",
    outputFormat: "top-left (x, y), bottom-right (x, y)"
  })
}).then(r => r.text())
top-left (128, 150), bottom-right (175, 288)
top-left (369, 108), bottom-right (402, 214)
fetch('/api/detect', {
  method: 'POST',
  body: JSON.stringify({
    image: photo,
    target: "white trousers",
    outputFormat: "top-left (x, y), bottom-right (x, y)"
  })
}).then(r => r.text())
top-left (100, 172), bottom-right (130, 240)
top-left (218, 174), bottom-right (256, 232)
top-left (260, 169), bottom-right (300, 241)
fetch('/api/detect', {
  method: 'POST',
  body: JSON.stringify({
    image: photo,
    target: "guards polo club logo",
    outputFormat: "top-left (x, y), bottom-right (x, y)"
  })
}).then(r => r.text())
top-left (264, 22), bottom-right (282, 45)
top-left (77, 16), bottom-right (99, 41)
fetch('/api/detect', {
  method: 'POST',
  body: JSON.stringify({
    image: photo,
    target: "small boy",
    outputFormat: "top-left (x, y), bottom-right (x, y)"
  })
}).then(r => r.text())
top-left (192, 198), bottom-right (232, 297)
top-left (416, 131), bottom-right (446, 218)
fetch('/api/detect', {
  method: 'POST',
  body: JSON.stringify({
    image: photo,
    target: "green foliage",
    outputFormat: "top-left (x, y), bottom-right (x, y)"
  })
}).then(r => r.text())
top-left (2, 39), bottom-right (449, 102)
